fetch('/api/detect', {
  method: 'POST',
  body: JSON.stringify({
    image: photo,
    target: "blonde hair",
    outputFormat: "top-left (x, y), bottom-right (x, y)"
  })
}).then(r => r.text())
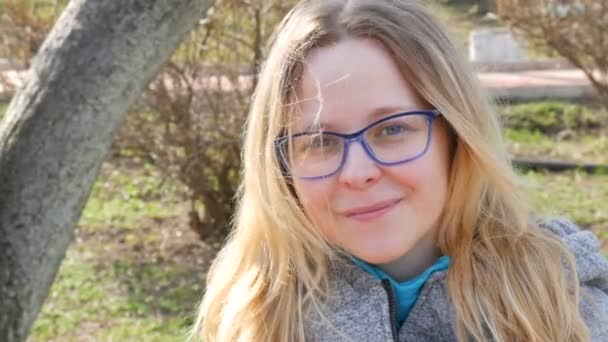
top-left (190, 0), bottom-right (590, 341)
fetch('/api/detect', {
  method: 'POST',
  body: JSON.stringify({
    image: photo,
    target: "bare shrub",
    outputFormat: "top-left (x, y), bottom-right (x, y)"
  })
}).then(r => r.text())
top-left (116, 1), bottom-right (296, 240)
top-left (496, 0), bottom-right (608, 109)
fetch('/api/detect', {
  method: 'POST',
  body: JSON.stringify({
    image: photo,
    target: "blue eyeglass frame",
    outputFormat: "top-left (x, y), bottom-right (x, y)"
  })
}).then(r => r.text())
top-left (274, 109), bottom-right (441, 180)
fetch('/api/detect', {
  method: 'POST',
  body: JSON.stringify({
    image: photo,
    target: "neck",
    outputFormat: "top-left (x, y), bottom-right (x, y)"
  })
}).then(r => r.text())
top-left (377, 230), bottom-right (442, 282)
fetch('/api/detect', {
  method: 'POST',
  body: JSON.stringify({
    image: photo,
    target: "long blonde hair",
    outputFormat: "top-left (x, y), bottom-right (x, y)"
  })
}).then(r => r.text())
top-left (190, 0), bottom-right (590, 341)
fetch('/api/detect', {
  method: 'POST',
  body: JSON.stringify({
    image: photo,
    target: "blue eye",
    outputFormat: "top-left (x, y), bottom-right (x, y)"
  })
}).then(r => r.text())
top-left (379, 125), bottom-right (406, 136)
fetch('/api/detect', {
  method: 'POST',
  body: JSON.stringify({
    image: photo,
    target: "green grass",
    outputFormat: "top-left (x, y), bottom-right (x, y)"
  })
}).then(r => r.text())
top-left (503, 101), bottom-right (608, 252)
top-left (79, 162), bottom-right (186, 231)
top-left (525, 170), bottom-right (608, 228)
top-left (502, 101), bottom-right (608, 163)
top-left (30, 249), bottom-right (203, 342)
top-left (29, 160), bottom-right (206, 342)
top-left (501, 101), bottom-right (601, 134)
top-left (506, 129), bottom-right (608, 164)
top-left (524, 170), bottom-right (608, 256)
top-left (505, 128), bottom-right (555, 149)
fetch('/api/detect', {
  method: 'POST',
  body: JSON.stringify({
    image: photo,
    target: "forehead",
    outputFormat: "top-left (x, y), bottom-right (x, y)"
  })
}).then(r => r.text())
top-left (293, 37), bottom-right (426, 132)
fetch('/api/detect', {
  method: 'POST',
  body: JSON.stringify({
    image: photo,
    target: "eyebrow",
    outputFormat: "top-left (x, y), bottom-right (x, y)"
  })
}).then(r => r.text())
top-left (299, 105), bottom-right (418, 133)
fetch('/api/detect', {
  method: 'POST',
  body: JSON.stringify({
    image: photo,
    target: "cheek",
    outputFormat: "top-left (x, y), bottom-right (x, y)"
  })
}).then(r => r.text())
top-left (293, 179), bottom-right (334, 221)
top-left (387, 160), bottom-right (438, 197)
top-left (293, 179), bottom-right (342, 243)
top-left (388, 145), bottom-right (451, 206)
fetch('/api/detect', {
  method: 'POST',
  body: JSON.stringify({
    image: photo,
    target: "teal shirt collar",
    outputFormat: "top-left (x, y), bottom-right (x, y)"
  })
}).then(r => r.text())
top-left (351, 255), bottom-right (451, 327)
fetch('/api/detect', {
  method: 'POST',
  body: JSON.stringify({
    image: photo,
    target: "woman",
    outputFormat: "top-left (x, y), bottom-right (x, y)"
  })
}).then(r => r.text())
top-left (191, 0), bottom-right (608, 341)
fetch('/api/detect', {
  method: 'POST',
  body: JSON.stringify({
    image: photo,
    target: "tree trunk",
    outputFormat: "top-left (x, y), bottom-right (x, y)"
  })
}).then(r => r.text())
top-left (0, 0), bottom-right (212, 341)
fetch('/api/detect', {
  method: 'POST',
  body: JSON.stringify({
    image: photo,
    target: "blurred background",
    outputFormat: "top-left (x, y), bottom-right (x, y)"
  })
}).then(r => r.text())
top-left (0, 0), bottom-right (606, 340)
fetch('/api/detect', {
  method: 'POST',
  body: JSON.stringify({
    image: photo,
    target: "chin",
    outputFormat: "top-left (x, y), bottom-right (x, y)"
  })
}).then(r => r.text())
top-left (354, 248), bottom-right (405, 265)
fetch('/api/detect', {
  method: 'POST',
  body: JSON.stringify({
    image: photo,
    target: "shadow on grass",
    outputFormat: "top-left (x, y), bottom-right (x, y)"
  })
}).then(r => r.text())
top-left (108, 258), bottom-right (205, 329)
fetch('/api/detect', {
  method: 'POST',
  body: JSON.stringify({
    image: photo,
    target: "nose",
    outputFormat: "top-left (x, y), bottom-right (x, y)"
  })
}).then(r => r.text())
top-left (337, 141), bottom-right (381, 189)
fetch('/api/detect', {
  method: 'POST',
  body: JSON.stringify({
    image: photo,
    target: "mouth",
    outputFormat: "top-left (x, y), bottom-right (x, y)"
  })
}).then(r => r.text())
top-left (341, 198), bottom-right (402, 222)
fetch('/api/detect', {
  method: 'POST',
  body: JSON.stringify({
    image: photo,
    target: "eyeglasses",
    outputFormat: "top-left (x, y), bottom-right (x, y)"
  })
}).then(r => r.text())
top-left (275, 109), bottom-right (441, 180)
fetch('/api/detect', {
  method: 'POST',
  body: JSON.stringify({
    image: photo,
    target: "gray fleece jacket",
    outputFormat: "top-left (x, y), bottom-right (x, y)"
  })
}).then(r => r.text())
top-left (304, 218), bottom-right (608, 341)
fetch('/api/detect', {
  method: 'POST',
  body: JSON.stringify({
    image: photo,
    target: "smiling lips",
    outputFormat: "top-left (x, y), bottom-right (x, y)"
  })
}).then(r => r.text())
top-left (341, 198), bottom-right (402, 221)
